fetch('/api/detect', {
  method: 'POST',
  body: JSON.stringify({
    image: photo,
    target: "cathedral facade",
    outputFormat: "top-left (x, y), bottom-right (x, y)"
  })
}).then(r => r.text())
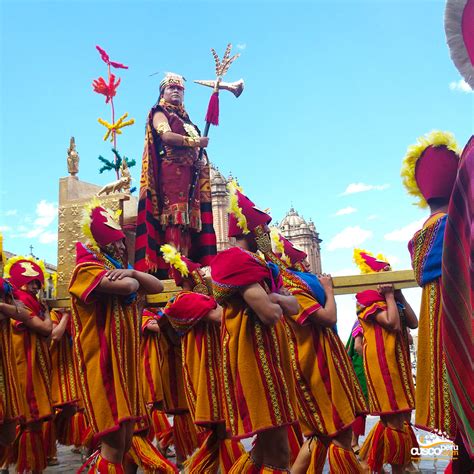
top-left (210, 165), bottom-right (322, 273)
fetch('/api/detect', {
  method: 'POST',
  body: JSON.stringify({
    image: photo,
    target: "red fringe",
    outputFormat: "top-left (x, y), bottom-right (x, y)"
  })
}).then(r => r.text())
top-left (364, 421), bottom-right (385, 471)
top-left (184, 430), bottom-right (219, 473)
top-left (382, 425), bottom-right (410, 467)
top-left (43, 418), bottom-right (58, 459)
top-left (126, 435), bottom-right (178, 473)
top-left (151, 410), bottom-right (173, 448)
top-left (56, 410), bottom-right (87, 447)
top-left (328, 443), bottom-right (364, 473)
top-left (307, 437), bottom-right (328, 474)
top-left (172, 412), bottom-right (199, 458)
top-left (228, 452), bottom-right (261, 473)
top-left (16, 429), bottom-right (47, 474)
top-left (287, 424), bottom-right (303, 465)
top-left (205, 92), bottom-right (219, 126)
top-left (219, 438), bottom-right (246, 473)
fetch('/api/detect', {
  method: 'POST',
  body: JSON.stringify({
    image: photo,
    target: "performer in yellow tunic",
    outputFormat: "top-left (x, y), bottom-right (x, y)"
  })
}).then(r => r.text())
top-left (161, 244), bottom-right (245, 473)
top-left (4, 256), bottom-right (53, 473)
top-left (354, 249), bottom-right (418, 474)
top-left (261, 231), bottom-right (367, 474)
top-left (210, 183), bottom-right (299, 473)
top-left (69, 198), bottom-right (164, 473)
top-left (401, 130), bottom-right (460, 439)
top-left (0, 276), bottom-right (32, 463)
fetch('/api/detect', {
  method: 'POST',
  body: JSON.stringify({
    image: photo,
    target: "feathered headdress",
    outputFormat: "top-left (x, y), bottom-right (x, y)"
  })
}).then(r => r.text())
top-left (4, 255), bottom-right (46, 288)
top-left (270, 228), bottom-right (291, 266)
top-left (401, 130), bottom-right (460, 208)
top-left (81, 197), bottom-right (125, 248)
top-left (160, 243), bottom-right (203, 288)
top-left (353, 248), bottom-right (390, 274)
top-left (227, 181), bottom-right (272, 237)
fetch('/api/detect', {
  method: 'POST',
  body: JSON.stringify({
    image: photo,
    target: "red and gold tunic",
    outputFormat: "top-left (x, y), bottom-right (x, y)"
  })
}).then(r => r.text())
top-left (10, 289), bottom-right (52, 424)
top-left (69, 243), bottom-right (145, 440)
top-left (279, 271), bottom-right (367, 437)
top-left (211, 247), bottom-right (296, 439)
top-left (409, 212), bottom-right (456, 437)
top-left (164, 291), bottom-right (225, 427)
top-left (141, 309), bottom-right (164, 408)
top-left (49, 310), bottom-right (80, 409)
top-left (356, 290), bottom-right (415, 416)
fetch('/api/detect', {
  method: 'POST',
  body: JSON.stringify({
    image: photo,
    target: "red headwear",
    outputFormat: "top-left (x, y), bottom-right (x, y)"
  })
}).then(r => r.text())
top-left (270, 228), bottom-right (307, 268)
top-left (228, 182), bottom-right (272, 237)
top-left (401, 131), bottom-right (460, 208)
top-left (5, 257), bottom-right (45, 289)
top-left (353, 248), bottom-right (390, 274)
top-left (160, 244), bottom-right (202, 287)
top-left (82, 197), bottom-right (125, 248)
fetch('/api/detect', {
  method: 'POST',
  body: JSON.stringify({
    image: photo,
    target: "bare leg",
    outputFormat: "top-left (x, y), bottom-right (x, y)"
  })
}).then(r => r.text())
top-left (101, 424), bottom-right (127, 464)
top-left (291, 439), bottom-right (311, 474)
top-left (0, 421), bottom-right (17, 447)
top-left (258, 426), bottom-right (290, 469)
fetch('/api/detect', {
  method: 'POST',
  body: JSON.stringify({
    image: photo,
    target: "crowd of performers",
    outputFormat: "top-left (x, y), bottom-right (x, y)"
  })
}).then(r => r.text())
top-left (0, 70), bottom-right (472, 474)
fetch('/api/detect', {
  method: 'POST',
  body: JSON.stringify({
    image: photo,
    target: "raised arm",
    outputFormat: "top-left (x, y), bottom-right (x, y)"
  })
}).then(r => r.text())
top-left (311, 274), bottom-right (337, 327)
top-left (374, 284), bottom-right (400, 332)
top-left (241, 283), bottom-right (283, 326)
top-left (51, 311), bottom-right (71, 342)
top-left (153, 112), bottom-right (208, 148)
top-left (394, 290), bottom-right (418, 329)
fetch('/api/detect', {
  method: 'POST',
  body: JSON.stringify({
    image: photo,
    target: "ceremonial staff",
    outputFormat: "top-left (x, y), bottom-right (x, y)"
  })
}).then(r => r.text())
top-left (189, 43), bottom-right (244, 205)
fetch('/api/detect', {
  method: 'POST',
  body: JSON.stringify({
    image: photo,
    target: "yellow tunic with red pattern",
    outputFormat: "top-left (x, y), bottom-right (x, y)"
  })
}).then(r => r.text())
top-left (279, 270), bottom-right (367, 437)
top-left (49, 310), bottom-right (80, 409)
top-left (356, 290), bottom-right (415, 415)
top-left (10, 289), bottom-right (53, 424)
top-left (141, 310), bottom-right (164, 407)
top-left (156, 317), bottom-right (189, 414)
top-left (164, 291), bottom-right (225, 427)
top-left (211, 247), bottom-right (297, 439)
top-left (69, 243), bottom-right (145, 440)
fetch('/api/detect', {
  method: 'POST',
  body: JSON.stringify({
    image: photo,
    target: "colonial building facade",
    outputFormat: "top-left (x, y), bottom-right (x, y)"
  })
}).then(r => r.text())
top-left (210, 165), bottom-right (322, 273)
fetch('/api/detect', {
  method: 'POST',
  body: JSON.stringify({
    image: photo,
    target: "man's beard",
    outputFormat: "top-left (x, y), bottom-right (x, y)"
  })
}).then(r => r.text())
top-left (103, 243), bottom-right (128, 268)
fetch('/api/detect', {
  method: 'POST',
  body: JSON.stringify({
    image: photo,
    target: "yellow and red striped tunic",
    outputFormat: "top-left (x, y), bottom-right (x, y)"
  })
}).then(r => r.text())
top-left (164, 291), bottom-right (225, 427)
top-left (49, 310), bottom-right (80, 409)
top-left (356, 291), bottom-right (415, 416)
top-left (141, 310), bottom-right (164, 408)
top-left (69, 244), bottom-right (145, 440)
top-left (211, 247), bottom-right (297, 439)
top-left (283, 284), bottom-right (367, 437)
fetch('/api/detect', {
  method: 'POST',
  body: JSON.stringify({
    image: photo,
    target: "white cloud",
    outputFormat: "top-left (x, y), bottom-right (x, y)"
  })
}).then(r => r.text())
top-left (0, 225), bottom-right (11, 232)
top-left (384, 218), bottom-right (425, 242)
top-left (331, 267), bottom-right (359, 276)
top-left (236, 43), bottom-right (246, 50)
top-left (385, 254), bottom-right (400, 268)
top-left (327, 226), bottom-right (373, 251)
top-left (34, 200), bottom-right (58, 227)
top-left (367, 214), bottom-right (379, 221)
top-left (334, 206), bottom-right (357, 216)
top-left (5, 209), bottom-right (17, 216)
top-left (38, 231), bottom-right (58, 244)
top-left (341, 183), bottom-right (390, 195)
top-left (449, 79), bottom-right (472, 93)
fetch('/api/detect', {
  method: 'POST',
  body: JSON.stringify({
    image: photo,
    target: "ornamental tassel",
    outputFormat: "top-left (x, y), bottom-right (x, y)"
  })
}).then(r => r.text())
top-left (183, 430), bottom-right (219, 473)
top-left (172, 412), bottom-right (199, 458)
top-left (362, 420), bottom-right (385, 471)
top-left (219, 438), bottom-right (246, 473)
top-left (327, 443), bottom-right (364, 473)
top-left (86, 453), bottom-right (125, 474)
top-left (16, 429), bottom-right (47, 474)
top-left (205, 92), bottom-right (220, 126)
top-left (287, 424), bottom-right (304, 465)
top-left (126, 435), bottom-right (178, 473)
top-left (228, 452), bottom-right (261, 474)
top-left (151, 409), bottom-right (173, 448)
top-left (306, 437), bottom-right (328, 474)
top-left (382, 425), bottom-right (410, 468)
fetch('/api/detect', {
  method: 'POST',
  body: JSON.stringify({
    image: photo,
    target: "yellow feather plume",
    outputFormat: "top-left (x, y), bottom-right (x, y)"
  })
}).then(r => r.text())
top-left (401, 130), bottom-right (460, 208)
top-left (270, 227), bottom-right (291, 266)
top-left (3, 254), bottom-right (47, 282)
top-left (160, 244), bottom-right (189, 277)
top-left (353, 248), bottom-right (389, 274)
top-left (227, 180), bottom-right (249, 234)
top-left (81, 197), bottom-right (122, 248)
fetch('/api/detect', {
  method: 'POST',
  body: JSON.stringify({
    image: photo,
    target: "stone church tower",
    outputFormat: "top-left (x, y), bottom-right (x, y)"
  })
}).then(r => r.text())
top-left (210, 165), bottom-right (322, 273)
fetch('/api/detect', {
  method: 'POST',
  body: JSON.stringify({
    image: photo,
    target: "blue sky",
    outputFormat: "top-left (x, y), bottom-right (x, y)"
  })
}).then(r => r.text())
top-left (1, 0), bottom-right (472, 337)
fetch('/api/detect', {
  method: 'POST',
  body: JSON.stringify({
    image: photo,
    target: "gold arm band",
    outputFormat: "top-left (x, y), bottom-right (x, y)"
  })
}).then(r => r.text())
top-left (182, 136), bottom-right (201, 147)
top-left (155, 121), bottom-right (171, 135)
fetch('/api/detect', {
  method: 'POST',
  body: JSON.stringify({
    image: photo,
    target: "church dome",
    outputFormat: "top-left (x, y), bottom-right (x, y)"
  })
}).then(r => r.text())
top-left (210, 165), bottom-right (226, 185)
top-left (280, 207), bottom-right (308, 229)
